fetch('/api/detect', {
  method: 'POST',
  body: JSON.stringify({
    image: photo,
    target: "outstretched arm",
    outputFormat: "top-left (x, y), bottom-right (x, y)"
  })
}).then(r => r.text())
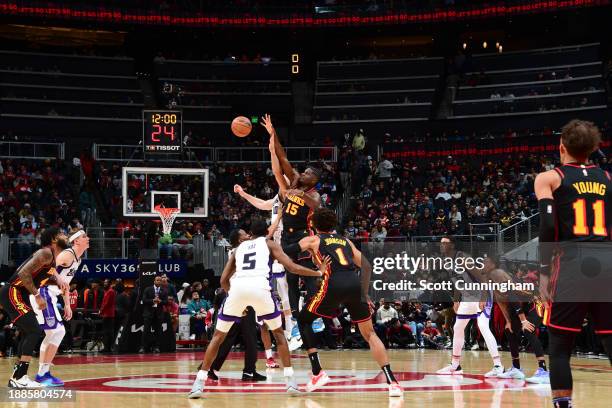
top-left (261, 114), bottom-right (298, 184)
top-left (267, 240), bottom-right (326, 277)
top-left (269, 133), bottom-right (290, 196)
top-left (233, 184), bottom-right (274, 211)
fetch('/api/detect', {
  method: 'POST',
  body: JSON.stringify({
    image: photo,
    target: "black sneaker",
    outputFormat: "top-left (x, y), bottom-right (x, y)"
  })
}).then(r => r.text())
top-left (242, 371), bottom-right (266, 382)
top-left (208, 370), bottom-right (219, 381)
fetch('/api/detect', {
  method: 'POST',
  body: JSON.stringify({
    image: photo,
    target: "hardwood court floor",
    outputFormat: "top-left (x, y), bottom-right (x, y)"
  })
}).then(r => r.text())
top-left (1, 349), bottom-right (610, 408)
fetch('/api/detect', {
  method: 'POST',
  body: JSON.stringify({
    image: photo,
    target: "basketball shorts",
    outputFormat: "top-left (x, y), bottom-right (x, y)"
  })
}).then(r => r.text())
top-left (306, 272), bottom-right (371, 323)
top-left (545, 247), bottom-right (612, 333)
top-left (30, 285), bottom-right (63, 330)
top-left (271, 260), bottom-right (285, 278)
top-left (0, 285), bottom-right (32, 323)
top-left (216, 281), bottom-right (282, 333)
top-left (456, 302), bottom-right (481, 319)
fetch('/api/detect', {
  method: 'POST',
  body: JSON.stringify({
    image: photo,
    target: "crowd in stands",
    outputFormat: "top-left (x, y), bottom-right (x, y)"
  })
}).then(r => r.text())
top-left (0, 158), bottom-right (83, 264)
top-left (340, 125), bottom-right (610, 241)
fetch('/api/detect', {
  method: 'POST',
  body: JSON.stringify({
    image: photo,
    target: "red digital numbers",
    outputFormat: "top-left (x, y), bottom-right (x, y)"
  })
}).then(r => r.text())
top-left (151, 124), bottom-right (162, 142)
top-left (163, 125), bottom-right (175, 141)
top-left (151, 125), bottom-right (175, 142)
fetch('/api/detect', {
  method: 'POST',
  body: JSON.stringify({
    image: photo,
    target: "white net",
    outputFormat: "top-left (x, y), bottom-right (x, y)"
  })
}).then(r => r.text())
top-left (153, 205), bottom-right (180, 235)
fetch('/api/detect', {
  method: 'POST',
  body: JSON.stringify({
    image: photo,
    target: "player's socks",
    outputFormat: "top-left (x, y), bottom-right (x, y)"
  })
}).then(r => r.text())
top-left (381, 364), bottom-right (397, 385)
top-left (552, 397), bottom-right (572, 408)
top-left (512, 358), bottom-right (521, 370)
top-left (538, 360), bottom-right (547, 371)
top-left (38, 363), bottom-right (51, 376)
top-left (196, 370), bottom-right (207, 381)
top-left (493, 356), bottom-right (502, 367)
top-left (265, 349), bottom-right (273, 359)
top-left (308, 352), bottom-right (322, 375)
top-left (284, 367), bottom-right (294, 378)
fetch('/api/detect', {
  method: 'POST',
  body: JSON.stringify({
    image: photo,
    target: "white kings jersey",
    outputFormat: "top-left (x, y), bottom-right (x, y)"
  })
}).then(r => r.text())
top-left (270, 194), bottom-right (283, 244)
top-left (233, 236), bottom-right (273, 289)
top-left (55, 248), bottom-right (81, 285)
top-left (46, 248), bottom-right (81, 297)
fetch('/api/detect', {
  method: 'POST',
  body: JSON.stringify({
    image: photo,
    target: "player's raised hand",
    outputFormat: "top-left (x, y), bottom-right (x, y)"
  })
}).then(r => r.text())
top-left (233, 184), bottom-right (244, 195)
top-left (261, 113), bottom-right (274, 135)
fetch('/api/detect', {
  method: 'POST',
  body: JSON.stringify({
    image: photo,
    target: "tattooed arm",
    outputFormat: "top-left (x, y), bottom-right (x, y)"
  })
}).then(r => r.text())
top-left (18, 248), bottom-right (53, 296)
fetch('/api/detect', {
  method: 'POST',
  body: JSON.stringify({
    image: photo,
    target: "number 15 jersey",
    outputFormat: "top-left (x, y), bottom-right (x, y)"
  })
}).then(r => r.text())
top-left (553, 163), bottom-right (612, 242)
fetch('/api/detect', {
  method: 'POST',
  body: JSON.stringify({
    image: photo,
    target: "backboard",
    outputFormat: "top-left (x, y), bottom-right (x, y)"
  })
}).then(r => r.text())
top-left (122, 167), bottom-right (208, 218)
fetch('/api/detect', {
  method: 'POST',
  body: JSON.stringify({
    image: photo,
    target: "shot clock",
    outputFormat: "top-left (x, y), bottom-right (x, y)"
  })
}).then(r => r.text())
top-left (142, 110), bottom-right (182, 153)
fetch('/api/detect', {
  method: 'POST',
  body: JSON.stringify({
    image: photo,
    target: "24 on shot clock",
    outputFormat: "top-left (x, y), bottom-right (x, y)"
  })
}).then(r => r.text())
top-left (142, 110), bottom-right (182, 153)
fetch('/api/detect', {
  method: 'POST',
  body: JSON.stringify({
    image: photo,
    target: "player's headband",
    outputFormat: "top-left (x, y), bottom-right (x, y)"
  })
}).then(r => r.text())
top-left (69, 230), bottom-right (85, 243)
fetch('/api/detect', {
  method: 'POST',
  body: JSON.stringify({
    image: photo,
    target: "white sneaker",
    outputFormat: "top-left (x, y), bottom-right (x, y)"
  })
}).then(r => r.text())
top-left (288, 335), bottom-right (303, 352)
top-left (187, 380), bottom-right (204, 399)
top-left (8, 375), bottom-right (42, 388)
top-left (436, 364), bottom-right (463, 375)
top-left (484, 365), bottom-right (504, 378)
top-left (305, 371), bottom-right (330, 392)
top-left (286, 377), bottom-right (301, 395)
top-left (471, 344), bottom-right (479, 350)
top-left (388, 382), bottom-right (403, 397)
top-left (525, 367), bottom-right (550, 384)
top-left (497, 367), bottom-right (525, 379)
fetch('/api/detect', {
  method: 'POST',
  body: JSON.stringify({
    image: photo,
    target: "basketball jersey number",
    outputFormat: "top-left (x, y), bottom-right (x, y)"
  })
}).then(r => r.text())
top-left (243, 252), bottom-right (256, 270)
top-left (572, 198), bottom-right (607, 236)
top-left (335, 248), bottom-right (349, 266)
top-left (285, 203), bottom-right (299, 216)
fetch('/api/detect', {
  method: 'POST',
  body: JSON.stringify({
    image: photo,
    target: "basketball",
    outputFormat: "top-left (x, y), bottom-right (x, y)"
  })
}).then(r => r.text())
top-left (231, 116), bottom-right (252, 137)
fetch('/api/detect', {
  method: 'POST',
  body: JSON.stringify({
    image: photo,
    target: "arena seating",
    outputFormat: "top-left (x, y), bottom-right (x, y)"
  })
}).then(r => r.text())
top-left (313, 56), bottom-right (444, 122)
top-left (451, 43), bottom-right (606, 117)
top-left (0, 49), bottom-right (143, 137)
top-left (154, 55), bottom-right (291, 126)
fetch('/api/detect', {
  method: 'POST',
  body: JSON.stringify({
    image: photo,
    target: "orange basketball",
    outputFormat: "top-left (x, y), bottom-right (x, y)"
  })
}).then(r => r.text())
top-left (231, 116), bottom-right (252, 137)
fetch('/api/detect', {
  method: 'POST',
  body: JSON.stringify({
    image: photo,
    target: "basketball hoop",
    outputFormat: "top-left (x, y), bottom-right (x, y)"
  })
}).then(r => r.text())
top-left (153, 204), bottom-right (180, 235)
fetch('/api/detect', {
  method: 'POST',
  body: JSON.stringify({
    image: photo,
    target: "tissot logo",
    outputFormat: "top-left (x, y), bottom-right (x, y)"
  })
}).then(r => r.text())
top-left (146, 145), bottom-right (180, 151)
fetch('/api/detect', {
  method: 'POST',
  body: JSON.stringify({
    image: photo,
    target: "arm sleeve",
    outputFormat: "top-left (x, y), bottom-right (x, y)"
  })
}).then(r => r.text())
top-left (538, 198), bottom-right (556, 276)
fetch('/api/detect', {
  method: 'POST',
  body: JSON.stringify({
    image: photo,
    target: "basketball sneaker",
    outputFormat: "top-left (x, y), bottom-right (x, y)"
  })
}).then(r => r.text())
top-left (525, 368), bottom-right (550, 384)
top-left (35, 371), bottom-right (64, 387)
top-left (242, 371), bottom-right (266, 382)
top-left (484, 365), bottom-right (504, 378)
top-left (9, 375), bottom-right (42, 388)
top-left (305, 371), bottom-right (330, 392)
top-left (207, 370), bottom-right (218, 381)
top-left (388, 382), bottom-right (404, 397)
top-left (312, 318), bottom-right (325, 333)
top-left (266, 357), bottom-right (280, 368)
top-left (436, 364), bottom-right (463, 375)
top-left (187, 380), bottom-right (204, 399)
top-left (286, 377), bottom-right (301, 394)
top-left (497, 367), bottom-right (525, 380)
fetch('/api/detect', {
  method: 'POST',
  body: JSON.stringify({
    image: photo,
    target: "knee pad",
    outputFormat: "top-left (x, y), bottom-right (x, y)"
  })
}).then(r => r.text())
top-left (44, 324), bottom-right (66, 347)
